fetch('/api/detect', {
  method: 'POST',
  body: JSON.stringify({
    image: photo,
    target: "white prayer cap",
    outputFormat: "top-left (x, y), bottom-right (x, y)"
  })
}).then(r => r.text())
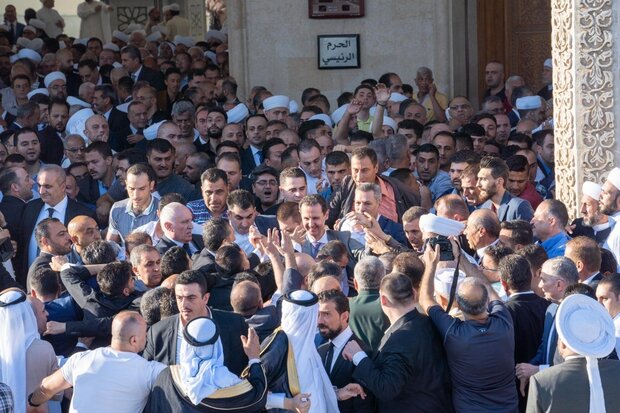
top-left (125, 23), bottom-right (144, 33)
top-left (112, 30), bottom-right (129, 43)
top-left (164, 3), bottom-right (181, 12)
top-left (226, 103), bottom-right (250, 124)
top-left (263, 95), bottom-right (290, 111)
top-left (29, 18), bottom-right (46, 30)
top-left (205, 30), bottom-right (226, 43)
top-left (606, 167), bottom-right (620, 191)
top-left (515, 96), bottom-right (542, 110)
top-left (184, 317), bottom-right (219, 346)
top-left (289, 100), bottom-right (299, 114)
top-left (331, 104), bottom-right (349, 125)
top-left (389, 92), bottom-right (408, 102)
top-left (66, 108), bottom-right (95, 140)
top-left (103, 42), bottom-right (120, 52)
top-left (309, 113), bottom-right (333, 128)
top-left (27, 88), bottom-right (49, 100)
top-left (112, 61), bottom-right (123, 69)
top-left (544, 58), bottom-right (552, 69)
top-left (116, 102), bottom-right (130, 113)
top-left (67, 96), bottom-right (91, 109)
top-left (382, 116), bottom-right (398, 132)
top-left (143, 120), bottom-right (165, 140)
top-left (419, 213), bottom-right (465, 237)
top-left (44, 71), bottom-right (66, 88)
top-left (582, 181), bottom-right (603, 201)
top-left (434, 268), bottom-right (466, 299)
top-left (555, 294), bottom-right (616, 413)
top-left (174, 35), bottom-right (194, 48)
top-left (16, 37), bottom-right (31, 49)
top-left (16, 48), bottom-right (41, 64)
top-left (23, 25), bottom-right (37, 34)
top-left (204, 51), bottom-right (217, 65)
top-left (29, 38), bottom-right (43, 52)
top-left (146, 31), bottom-right (162, 42)
top-left (284, 289), bottom-right (319, 306)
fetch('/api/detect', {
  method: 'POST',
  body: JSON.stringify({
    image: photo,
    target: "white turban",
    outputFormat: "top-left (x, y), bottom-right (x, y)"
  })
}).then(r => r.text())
top-left (582, 181), bottom-right (602, 201)
top-left (516, 96), bottom-right (542, 110)
top-left (226, 103), bottom-right (249, 124)
top-left (434, 268), bottom-right (466, 299)
top-left (44, 71), bottom-right (66, 88)
top-left (67, 96), bottom-right (91, 109)
top-left (27, 88), bottom-right (49, 100)
top-left (143, 120), bottom-right (165, 141)
top-left (103, 42), bottom-right (120, 52)
top-left (28, 18), bottom-right (46, 30)
top-left (331, 104), bottom-right (348, 125)
top-left (174, 35), bottom-right (194, 48)
top-left (67, 108), bottom-right (95, 141)
top-left (555, 294), bottom-right (616, 413)
top-left (605, 167), bottom-right (620, 191)
top-left (205, 30), bottom-right (226, 43)
top-left (112, 30), bottom-right (129, 43)
top-left (146, 31), bottom-right (162, 42)
top-left (382, 116), bottom-right (398, 132)
top-left (289, 100), bottom-right (299, 114)
top-left (263, 95), bottom-right (290, 111)
top-left (419, 213), bottom-right (465, 237)
top-left (15, 48), bottom-right (41, 64)
top-left (309, 113), bottom-right (333, 128)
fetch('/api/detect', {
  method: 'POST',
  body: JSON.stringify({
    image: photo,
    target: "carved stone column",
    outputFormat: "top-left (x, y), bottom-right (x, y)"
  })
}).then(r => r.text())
top-left (552, 0), bottom-right (616, 219)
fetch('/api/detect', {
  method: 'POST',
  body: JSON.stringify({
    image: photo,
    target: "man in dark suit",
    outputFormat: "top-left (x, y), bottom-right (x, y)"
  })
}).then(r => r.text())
top-left (38, 99), bottom-right (69, 165)
top-left (477, 156), bottom-right (534, 222)
top-left (343, 272), bottom-right (453, 413)
top-left (120, 45), bottom-right (164, 91)
top-left (4, 5), bottom-right (24, 45)
top-left (565, 236), bottom-right (604, 287)
top-left (225, 189), bottom-right (278, 253)
top-left (499, 254), bottom-right (550, 412)
top-left (143, 270), bottom-right (249, 375)
top-left (241, 115), bottom-right (267, 175)
top-left (0, 166), bottom-right (33, 246)
top-left (108, 101), bottom-right (149, 153)
top-left (317, 289), bottom-right (374, 413)
top-left (26, 218), bottom-right (73, 292)
top-left (570, 181), bottom-right (613, 246)
top-left (328, 147), bottom-right (420, 227)
top-left (17, 165), bottom-right (95, 287)
top-left (154, 202), bottom-right (204, 256)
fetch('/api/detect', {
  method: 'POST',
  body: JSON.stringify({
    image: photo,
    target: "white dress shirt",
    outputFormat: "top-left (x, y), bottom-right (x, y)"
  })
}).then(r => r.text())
top-left (28, 196), bottom-right (69, 265)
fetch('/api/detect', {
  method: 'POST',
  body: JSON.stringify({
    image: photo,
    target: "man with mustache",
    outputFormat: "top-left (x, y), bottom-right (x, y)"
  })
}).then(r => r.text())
top-left (146, 138), bottom-right (199, 201)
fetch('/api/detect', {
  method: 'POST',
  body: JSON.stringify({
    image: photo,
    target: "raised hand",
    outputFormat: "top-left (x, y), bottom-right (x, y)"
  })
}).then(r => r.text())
top-left (374, 83), bottom-right (391, 105)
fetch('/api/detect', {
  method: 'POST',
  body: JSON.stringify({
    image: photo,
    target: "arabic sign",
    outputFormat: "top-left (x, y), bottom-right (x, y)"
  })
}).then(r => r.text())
top-left (318, 34), bottom-right (360, 69)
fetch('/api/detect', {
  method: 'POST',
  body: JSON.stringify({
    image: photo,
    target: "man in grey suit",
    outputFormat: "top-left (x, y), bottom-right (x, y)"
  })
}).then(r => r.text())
top-left (526, 294), bottom-right (620, 413)
top-left (477, 156), bottom-right (534, 222)
top-left (299, 195), bottom-right (365, 294)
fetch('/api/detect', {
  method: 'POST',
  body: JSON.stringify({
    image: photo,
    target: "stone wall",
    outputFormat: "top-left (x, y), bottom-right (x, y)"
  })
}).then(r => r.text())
top-left (228, 0), bottom-right (460, 104)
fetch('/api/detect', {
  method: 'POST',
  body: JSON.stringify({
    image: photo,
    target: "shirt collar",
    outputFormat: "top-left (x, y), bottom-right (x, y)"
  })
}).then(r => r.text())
top-left (45, 195), bottom-right (68, 213)
top-left (124, 195), bottom-right (155, 216)
top-left (330, 326), bottom-right (353, 349)
top-left (477, 238), bottom-right (499, 258)
top-left (582, 272), bottom-right (600, 285)
top-left (307, 230), bottom-right (329, 244)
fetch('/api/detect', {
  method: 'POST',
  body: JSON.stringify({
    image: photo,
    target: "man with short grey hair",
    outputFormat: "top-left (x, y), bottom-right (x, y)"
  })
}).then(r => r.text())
top-left (419, 244), bottom-right (518, 412)
top-left (171, 100), bottom-right (196, 144)
top-left (348, 256), bottom-right (389, 353)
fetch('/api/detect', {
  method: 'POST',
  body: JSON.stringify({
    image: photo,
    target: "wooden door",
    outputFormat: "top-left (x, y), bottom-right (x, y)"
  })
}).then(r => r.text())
top-left (476, 0), bottom-right (551, 103)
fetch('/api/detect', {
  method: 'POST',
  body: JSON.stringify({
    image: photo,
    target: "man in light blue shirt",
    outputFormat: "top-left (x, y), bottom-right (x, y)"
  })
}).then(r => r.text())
top-left (531, 199), bottom-right (571, 258)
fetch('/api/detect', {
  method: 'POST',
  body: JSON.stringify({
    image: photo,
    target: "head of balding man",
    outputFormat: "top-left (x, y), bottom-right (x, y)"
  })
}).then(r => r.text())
top-left (68, 215), bottom-right (101, 249)
top-left (311, 275), bottom-right (341, 295)
top-left (455, 278), bottom-right (489, 319)
top-left (464, 208), bottom-right (500, 250)
top-left (110, 311), bottom-right (148, 353)
top-left (160, 202), bottom-right (193, 243)
top-left (231, 280), bottom-right (263, 317)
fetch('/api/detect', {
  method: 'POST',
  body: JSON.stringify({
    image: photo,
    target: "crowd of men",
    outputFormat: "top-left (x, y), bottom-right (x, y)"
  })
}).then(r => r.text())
top-left (1, 2), bottom-right (620, 413)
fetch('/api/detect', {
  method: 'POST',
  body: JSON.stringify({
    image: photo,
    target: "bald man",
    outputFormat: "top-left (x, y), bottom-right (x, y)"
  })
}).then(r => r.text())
top-left (464, 208), bottom-right (501, 264)
top-left (154, 202), bottom-right (204, 255)
top-left (231, 280), bottom-right (281, 342)
top-left (29, 312), bottom-right (166, 412)
top-left (67, 215), bottom-right (102, 263)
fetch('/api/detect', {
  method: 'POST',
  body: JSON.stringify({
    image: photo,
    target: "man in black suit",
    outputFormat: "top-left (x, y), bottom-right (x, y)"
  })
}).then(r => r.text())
top-left (77, 59), bottom-right (111, 86)
top-left (109, 101), bottom-right (148, 153)
top-left (0, 166), bottom-right (33, 245)
top-left (565, 236), bottom-right (604, 287)
top-left (38, 98), bottom-right (69, 165)
top-left (317, 289), bottom-right (374, 413)
top-left (143, 269), bottom-right (249, 375)
top-left (499, 254), bottom-right (550, 412)
top-left (343, 272), bottom-right (454, 413)
top-left (225, 189), bottom-right (278, 254)
top-left (328, 147), bottom-right (420, 227)
top-left (154, 202), bottom-right (204, 257)
top-left (4, 5), bottom-right (24, 45)
top-left (121, 45), bottom-right (164, 91)
top-left (93, 84), bottom-right (129, 132)
top-left (26, 218), bottom-right (73, 292)
top-left (241, 114), bottom-right (268, 175)
top-left (17, 164), bottom-right (96, 287)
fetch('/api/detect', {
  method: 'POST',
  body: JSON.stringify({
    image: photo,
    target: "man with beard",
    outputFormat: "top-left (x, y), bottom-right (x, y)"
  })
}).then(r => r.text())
top-left (571, 181), bottom-right (612, 245)
top-left (93, 84), bottom-right (129, 133)
top-left (415, 143), bottom-right (452, 202)
top-left (44, 72), bottom-right (67, 101)
top-left (78, 142), bottom-right (116, 207)
top-left (221, 123), bottom-right (246, 147)
top-left (506, 155), bottom-right (543, 211)
top-left (432, 132), bottom-right (457, 173)
top-left (241, 114), bottom-right (268, 175)
top-left (0, 166), bottom-right (33, 245)
top-left (195, 107), bottom-right (225, 158)
top-left (187, 168), bottom-right (229, 224)
top-left (477, 156), bottom-right (533, 222)
top-left (317, 289), bottom-right (375, 413)
top-left (147, 139), bottom-right (198, 201)
top-left (214, 76), bottom-right (240, 111)
top-left (39, 98), bottom-right (68, 165)
top-left (251, 165), bottom-right (280, 214)
top-left (182, 152), bottom-right (212, 185)
top-left (600, 168), bottom-right (620, 270)
top-left (13, 128), bottom-right (43, 187)
top-left (27, 218), bottom-right (73, 288)
top-left (448, 150), bottom-right (479, 197)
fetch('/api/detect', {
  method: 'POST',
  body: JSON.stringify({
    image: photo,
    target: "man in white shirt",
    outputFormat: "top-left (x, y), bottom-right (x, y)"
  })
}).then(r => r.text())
top-left (28, 311), bottom-right (166, 413)
top-left (298, 139), bottom-right (328, 195)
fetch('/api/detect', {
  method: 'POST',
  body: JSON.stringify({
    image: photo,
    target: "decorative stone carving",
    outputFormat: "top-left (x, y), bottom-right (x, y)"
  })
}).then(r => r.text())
top-left (116, 6), bottom-right (148, 31)
top-left (551, 0), bottom-right (615, 219)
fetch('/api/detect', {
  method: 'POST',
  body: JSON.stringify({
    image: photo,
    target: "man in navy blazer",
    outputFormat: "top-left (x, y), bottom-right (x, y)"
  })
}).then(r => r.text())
top-left (477, 156), bottom-right (534, 222)
top-left (120, 45), bottom-right (164, 91)
top-left (4, 5), bottom-right (24, 45)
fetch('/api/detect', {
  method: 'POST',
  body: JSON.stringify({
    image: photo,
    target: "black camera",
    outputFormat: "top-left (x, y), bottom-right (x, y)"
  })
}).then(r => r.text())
top-left (427, 235), bottom-right (454, 261)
